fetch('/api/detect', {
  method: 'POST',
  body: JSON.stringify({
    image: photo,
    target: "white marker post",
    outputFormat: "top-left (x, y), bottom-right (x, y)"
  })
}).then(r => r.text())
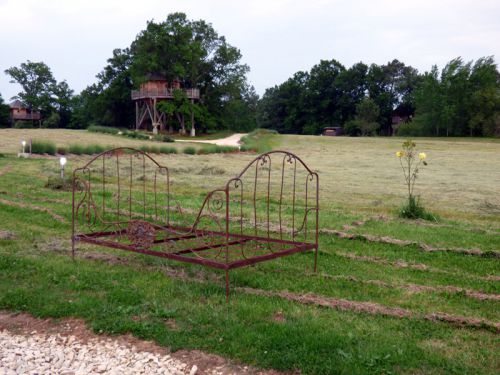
top-left (60, 157), bottom-right (67, 179)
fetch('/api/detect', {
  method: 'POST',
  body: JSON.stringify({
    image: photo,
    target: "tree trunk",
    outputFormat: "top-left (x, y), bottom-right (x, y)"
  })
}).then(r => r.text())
top-left (176, 113), bottom-right (185, 135)
top-left (190, 99), bottom-right (195, 137)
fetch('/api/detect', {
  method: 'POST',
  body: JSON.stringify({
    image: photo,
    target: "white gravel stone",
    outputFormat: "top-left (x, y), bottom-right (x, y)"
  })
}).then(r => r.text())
top-left (0, 329), bottom-right (193, 375)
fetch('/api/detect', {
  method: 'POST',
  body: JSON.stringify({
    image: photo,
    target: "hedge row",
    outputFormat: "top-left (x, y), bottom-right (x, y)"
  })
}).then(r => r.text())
top-left (87, 125), bottom-right (174, 142)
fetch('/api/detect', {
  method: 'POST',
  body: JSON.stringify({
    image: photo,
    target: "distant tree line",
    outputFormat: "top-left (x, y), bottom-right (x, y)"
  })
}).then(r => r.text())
top-left (257, 57), bottom-right (500, 137)
top-left (2, 12), bottom-right (499, 137)
top-left (1, 13), bottom-right (258, 133)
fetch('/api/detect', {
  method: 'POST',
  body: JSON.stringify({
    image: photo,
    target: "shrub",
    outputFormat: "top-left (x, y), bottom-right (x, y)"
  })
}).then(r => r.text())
top-left (399, 196), bottom-right (437, 221)
top-left (239, 145), bottom-right (257, 152)
top-left (31, 140), bottom-right (57, 155)
top-left (68, 144), bottom-right (85, 155)
top-left (122, 130), bottom-right (150, 140)
top-left (87, 124), bottom-right (121, 135)
top-left (218, 145), bottom-right (238, 153)
top-left (57, 147), bottom-right (67, 155)
top-left (159, 146), bottom-right (177, 154)
top-left (197, 145), bottom-right (238, 154)
top-left (183, 146), bottom-right (196, 155)
top-left (396, 123), bottom-right (423, 137)
top-left (240, 129), bottom-right (277, 153)
top-left (42, 112), bottom-right (60, 128)
top-left (344, 120), bottom-right (362, 136)
top-left (45, 175), bottom-right (72, 191)
top-left (197, 145), bottom-right (217, 154)
top-left (14, 121), bottom-right (34, 129)
top-left (154, 134), bottom-right (175, 143)
top-left (68, 144), bottom-right (106, 155)
top-left (197, 166), bottom-right (226, 175)
top-left (85, 144), bottom-right (105, 155)
top-left (149, 146), bottom-right (160, 154)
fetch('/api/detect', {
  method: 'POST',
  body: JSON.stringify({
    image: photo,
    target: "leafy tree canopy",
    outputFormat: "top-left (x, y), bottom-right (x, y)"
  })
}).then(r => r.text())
top-left (77, 12), bottom-right (254, 131)
top-left (4, 61), bottom-right (74, 127)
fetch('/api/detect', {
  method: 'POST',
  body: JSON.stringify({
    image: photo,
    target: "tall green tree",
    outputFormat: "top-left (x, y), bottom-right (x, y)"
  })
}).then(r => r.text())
top-left (257, 71), bottom-right (309, 134)
top-left (367, 59), bottom-right (420, 135)
top-left (412, 57), bottom-right (499, 136)
top-left (4, 61), bottom-right (56, 116)
top-left (0, 94), bottom-right (10, 127)
top-left (5, 60), bottom-right (75, 127)
top-left (304, 59), bottom-right (346, 133)
top-left (82, 12), bottom-right (253, 132)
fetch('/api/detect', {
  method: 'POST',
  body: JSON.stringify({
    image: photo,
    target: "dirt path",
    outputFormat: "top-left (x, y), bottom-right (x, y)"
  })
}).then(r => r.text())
top-left (238, 288), bottom-right (500, 333)
top-left (0, 312), bottom-right (289, 375)
top-left (175, 133), bottom-right (247, 147)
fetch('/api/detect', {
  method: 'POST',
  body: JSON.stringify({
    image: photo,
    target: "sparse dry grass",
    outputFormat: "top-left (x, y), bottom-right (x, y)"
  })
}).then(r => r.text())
top-left (1, 130), bottom-right (498, 223)
top-left (274, 135), bottom-right (500, 224)
top-left (0, 129), bottom-right (200, 154)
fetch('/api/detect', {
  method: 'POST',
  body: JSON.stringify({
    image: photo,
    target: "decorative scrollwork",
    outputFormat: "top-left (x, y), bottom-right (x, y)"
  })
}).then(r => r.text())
top-left (286, 153), bottom-right (296, 164)
top-left (259, 154), bottom-right (270, 167)
top-left (127, 220), bottom-right (156, 248)
top-left (208, 191), bottom-right (225, 214)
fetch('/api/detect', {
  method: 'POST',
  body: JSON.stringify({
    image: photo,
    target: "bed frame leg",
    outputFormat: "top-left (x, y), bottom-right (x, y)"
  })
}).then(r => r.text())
top-left (313, 246), bottom-right (318, 273)
top-left (225, 270), bottom-right (230, 302)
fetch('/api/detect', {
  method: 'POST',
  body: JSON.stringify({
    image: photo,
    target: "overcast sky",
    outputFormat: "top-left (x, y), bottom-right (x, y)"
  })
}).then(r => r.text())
top-left (1, 0), bottom-right (499, 101)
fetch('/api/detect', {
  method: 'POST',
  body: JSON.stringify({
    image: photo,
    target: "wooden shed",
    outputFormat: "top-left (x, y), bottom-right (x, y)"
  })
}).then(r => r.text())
top-left (322, 127), bottom-right (343, 136)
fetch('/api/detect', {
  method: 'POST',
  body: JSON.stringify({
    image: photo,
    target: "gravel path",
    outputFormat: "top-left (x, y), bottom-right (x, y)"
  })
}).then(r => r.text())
top-left (0, 330), bottom-right (196, 375)
top-left (0, 312), bottom-right (286, 375)
top-left (175, 133), bottom-right (247, 147)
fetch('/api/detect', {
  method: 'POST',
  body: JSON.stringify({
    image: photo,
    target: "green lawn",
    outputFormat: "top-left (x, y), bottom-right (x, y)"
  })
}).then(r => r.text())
top-left (0, 131), bottom-right (498, 374)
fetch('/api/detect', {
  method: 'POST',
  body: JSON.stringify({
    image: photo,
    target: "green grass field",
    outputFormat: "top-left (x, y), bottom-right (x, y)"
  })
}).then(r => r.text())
top-left (0, 129), bottom-right (499, 374)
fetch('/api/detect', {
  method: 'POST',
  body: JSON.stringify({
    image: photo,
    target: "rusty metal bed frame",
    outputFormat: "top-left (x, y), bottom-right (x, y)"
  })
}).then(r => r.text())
top-left (72, 148), bottom-right (319, 299)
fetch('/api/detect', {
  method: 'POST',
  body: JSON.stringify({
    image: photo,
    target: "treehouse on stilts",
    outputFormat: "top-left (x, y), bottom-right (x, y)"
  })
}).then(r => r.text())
top-left (131, 74), bottom-right (200, 135)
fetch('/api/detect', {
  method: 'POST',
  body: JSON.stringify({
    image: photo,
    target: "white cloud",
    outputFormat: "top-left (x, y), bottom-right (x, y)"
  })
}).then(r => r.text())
top-left (1, 0), bottom-right (499, 100)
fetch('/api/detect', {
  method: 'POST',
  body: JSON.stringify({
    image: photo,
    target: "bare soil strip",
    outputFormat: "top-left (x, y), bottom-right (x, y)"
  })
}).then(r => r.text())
top-left (313, 273), bottom-right (500, 301)
top-left (410, 219), bottom-right (500, 235)
top-left (48, 243), bottom-right (499, 301)
top-left (0, 198), bottom-right (66, 223)
top-left (334, 252), bottom-right (498, 282)
top-left (0, 164), bottom-right (12, 177)
top-left (0, 230), bottom-right (16, 240)
top-left (238, 287), bottom-right (500, 333)
top-left (322, 229), bottom-right (500, 258)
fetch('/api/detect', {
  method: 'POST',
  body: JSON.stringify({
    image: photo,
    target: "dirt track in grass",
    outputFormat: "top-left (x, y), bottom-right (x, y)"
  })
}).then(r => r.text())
top-left (238, 287), bottom-right (500, 333)
top-left (322, 229), bottom-right (500, 257)
top-left (0, 164), bottom-right (12, 177)
top-left (335, 252), bottom-right (498, 282)
top-left (312, 273), bottom-right (500, 301)
top-left (0, 198), bottom-right (67, 223)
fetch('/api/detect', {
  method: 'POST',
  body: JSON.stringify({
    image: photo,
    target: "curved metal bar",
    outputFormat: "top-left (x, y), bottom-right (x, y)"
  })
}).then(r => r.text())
top-left (228, 150), bottom-right (316, 184)
top-left (74, 147), bottom-right (167, 171)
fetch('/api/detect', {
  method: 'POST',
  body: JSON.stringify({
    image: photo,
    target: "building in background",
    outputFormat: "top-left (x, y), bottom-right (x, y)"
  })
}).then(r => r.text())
top-left (9, 100), bottom-right (42, 126)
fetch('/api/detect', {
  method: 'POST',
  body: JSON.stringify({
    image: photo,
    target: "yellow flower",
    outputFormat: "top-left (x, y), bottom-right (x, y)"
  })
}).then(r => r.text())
top-left (419, 152), bottom-right (426, 160)
top-left (396, 151), bottom-right (404, 158)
